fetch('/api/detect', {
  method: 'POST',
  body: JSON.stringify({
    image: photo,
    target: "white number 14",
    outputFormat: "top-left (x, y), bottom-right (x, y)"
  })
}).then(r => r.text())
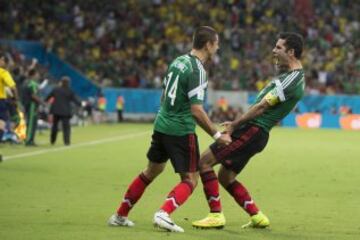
top-left (165, 72), bottom-right (179, 106)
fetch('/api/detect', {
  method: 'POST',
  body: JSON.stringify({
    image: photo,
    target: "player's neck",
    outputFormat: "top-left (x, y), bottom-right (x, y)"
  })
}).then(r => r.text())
top-left (288, 59), bottom-right (303, 71)
top-left (190, 49), bottom-right (207, 64)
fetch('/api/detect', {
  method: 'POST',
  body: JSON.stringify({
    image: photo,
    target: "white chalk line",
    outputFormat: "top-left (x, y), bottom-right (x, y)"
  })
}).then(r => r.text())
top-left (2, 131), bottom-right (150, 161)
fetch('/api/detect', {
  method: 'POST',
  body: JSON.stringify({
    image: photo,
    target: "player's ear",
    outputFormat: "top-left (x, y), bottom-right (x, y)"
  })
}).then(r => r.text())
top-left (205, 41), bottom-right (212, 51)
top-left (287, 48), bottom-right (295, 57)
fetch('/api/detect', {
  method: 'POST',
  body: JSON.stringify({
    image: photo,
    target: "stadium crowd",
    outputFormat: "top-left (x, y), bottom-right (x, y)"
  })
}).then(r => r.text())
top-left (1, 0), bottom-right (359, 95)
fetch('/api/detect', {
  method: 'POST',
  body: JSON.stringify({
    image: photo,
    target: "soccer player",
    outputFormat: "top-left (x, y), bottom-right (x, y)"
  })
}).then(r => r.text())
top-left (0, 52), bottom-right (19, 143)
top-left (192, 32), bottom-right (305, 229)
top-left (108, 26), bottom-right (232, 232)
top-left (22, 69), bottom-right (42, 146)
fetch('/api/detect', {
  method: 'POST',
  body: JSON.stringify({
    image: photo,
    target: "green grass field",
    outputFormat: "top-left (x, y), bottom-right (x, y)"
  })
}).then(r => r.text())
top-left (1, 124), bottom-right (360, 240)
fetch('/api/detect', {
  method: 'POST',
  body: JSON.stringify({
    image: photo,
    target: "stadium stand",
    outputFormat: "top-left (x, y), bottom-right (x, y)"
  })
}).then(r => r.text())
top-left (0, 0), bottom-right (359, 95)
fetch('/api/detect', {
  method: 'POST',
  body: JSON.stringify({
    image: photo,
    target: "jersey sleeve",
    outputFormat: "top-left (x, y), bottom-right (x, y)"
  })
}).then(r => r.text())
top-left (264, 72), bottom-right (302, 106)
top-left (2, 70), bottom-right (16, 88)
top-left (281, 71), bottom-right (303, 100)
top-left (187, 68), bottom-right (206, 104)
top-left (263, 80), bottom-right (284, 106)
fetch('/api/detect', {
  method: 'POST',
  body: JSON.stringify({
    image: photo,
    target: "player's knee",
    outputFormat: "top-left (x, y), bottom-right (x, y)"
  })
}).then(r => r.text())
top-left (218, 171), bottom-right (232, 187)
top-left (198, 159), bottom-right (211, 171)
top-left (180, 174), bottom-right (198, 190)
top-left (143, 163), bottom-right (165, 180)
top-left (186, 178), bottom-right (198, 190)
top-left (199, 157), bottom-right (213, 171)
top-left (142, 170), bottom-right (159, 181)
top-left (189, 177), bottom-right (198, 189)
top-left (199, 149), bottom-right (218, 171)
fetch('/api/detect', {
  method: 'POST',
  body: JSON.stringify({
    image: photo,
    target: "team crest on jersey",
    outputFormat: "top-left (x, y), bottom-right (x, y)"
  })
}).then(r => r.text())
top-left (175, 62), bottom-right (187, 72)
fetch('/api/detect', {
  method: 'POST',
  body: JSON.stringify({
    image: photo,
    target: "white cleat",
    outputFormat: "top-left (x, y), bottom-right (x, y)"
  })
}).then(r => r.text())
top-left (153, 210), bottom-right (184, 233)
top-left (108, 214), bottom-right (135, 227)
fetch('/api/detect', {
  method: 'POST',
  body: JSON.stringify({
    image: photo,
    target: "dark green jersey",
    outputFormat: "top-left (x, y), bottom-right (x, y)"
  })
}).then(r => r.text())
top-left (250, 69), bottom-right (305, 132)
top-left (154, 54), bottom-right (207, 136)
top-left (22, 79), bottom-right (39, 108)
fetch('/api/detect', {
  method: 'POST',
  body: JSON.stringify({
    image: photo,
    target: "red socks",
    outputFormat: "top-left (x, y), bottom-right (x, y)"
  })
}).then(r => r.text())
top-left (160, 180), bottom-right (193, 214)
top-left (117, 174), bottom-right (195, 217)
top-left (117, 173), bottom-right (151, 217)
top-left (117, 172), bottom-right (258, 218)
top-left (200, 170), bottom-right (222, 212)
top-left (226, 181), bottom-right (259, 216)
top-left (201, 172), bottom-right (259, 216)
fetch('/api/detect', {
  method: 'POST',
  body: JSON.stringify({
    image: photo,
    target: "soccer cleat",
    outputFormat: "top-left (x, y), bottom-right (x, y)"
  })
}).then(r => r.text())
top-left (241, 211), bottom-right (270, 228)
top-left (153, 210), bottom-right (184, 233)
top-left (108, 214), bottom-right (135, 227)
top-left (192, 212), bottom-right (226, 229)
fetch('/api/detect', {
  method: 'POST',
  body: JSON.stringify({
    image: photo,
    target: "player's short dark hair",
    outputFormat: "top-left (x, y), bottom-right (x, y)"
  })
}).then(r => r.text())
top-left (192, 26), bottom-right (218, 50)
top-left (61, 76), bottom-right (70, 88)
top-left (28, 69), bottom-right (37, 77)
top-left (278, 32), bottom-right (304, 59)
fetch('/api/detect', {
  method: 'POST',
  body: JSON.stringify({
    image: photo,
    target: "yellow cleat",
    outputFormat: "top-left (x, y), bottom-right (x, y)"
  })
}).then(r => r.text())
top-left (192, 212), bottom-right (226, 229)
top-left (242, 211), bottom-right (270, 229)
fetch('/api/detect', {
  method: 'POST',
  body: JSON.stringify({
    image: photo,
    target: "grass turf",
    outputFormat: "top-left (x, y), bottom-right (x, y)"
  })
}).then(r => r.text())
top-left (1, 123), bottom-right (359, 240)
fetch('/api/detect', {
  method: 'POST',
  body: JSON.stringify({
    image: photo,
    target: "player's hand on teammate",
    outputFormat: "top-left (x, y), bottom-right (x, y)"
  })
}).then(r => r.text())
top-left (220, 121), bottom-right (235, 135)
top-left (216, 132), bottom-right (232, 146)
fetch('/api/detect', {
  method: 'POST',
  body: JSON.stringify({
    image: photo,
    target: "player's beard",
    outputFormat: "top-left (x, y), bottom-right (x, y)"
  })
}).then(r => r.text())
top-left (206, 50), bottom-right (213, 62)
top-left (274, 57), bottom-right (290, 74)
top-left (203, 52), bottom-right (213, 70)
top-left (276, 64), bottom-right (290, 74)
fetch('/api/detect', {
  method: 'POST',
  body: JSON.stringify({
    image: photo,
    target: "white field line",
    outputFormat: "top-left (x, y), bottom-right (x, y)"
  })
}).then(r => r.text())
top-left (2, 131), bottom-right (150, 161)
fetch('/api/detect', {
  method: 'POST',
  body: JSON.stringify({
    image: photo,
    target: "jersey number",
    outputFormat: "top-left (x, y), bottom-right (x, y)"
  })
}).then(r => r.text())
top-left (164, 72), bottom-right (179, 106)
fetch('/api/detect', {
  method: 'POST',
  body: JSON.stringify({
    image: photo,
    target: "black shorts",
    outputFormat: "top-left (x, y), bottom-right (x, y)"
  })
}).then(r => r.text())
top-left (210, 124), bottom-right (269, 174)
top-left (147, 131), bottom-right (199, 173)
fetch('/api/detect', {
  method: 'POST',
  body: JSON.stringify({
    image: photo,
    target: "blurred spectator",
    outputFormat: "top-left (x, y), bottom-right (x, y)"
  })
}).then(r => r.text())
top-left (97, 93), bottom-right (106, 112)
top-left (339, 105), bottom-right (352, 115)
top-left (83, 97), bottom-right (95, 124)
top-left (217, 96), bottom-right (229, 112)
top-left (96, 93), bottom-right (107, 123)
top-left (116, 95), bottom-right (125, 122)
top-left (210, 104), bottom-right (243, 123)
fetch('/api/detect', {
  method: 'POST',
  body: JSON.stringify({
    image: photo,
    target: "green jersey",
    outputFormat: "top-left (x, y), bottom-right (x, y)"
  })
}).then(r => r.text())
top-left (154, 54), bottom-right (207, 136)
top-left (23, 79), bottom-right (39, 108)
top-left (250, 69), bottom-right (305, 132)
